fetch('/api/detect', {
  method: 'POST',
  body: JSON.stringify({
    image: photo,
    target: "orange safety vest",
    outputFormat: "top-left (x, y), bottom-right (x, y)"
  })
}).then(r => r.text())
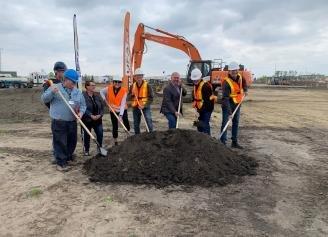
top-left (224, 74), bottom-right (244, 104)
top-left (107, 84), bottom-right (128, 112)
top-left (193, 80), bottom-right (207, 109)
top-left (131, 80), bottom-right (148, 107)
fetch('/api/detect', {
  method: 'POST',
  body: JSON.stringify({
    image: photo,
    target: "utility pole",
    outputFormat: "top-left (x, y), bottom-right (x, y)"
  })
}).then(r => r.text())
top-left (0, 48), bottom-right (3, 72)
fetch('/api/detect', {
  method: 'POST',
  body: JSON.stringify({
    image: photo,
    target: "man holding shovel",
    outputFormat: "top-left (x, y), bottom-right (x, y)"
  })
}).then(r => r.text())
top-left (41, 69), bottom-right (86, 171)
top-left (160, 72), bottom-right (187, 129)
top-left (130, 68), bottom-right (154, 134)
top-left (42, 61), bottom-right (67, 109)
top-left (191, 68), bottom-right (216, 135)
top-left (42, 61), bottom-right (67, 164)
top-left (220, 61), bottom-right (248, 149)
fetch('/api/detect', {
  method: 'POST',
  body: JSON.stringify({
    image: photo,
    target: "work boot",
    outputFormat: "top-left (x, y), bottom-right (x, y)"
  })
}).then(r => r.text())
top-left (220, 139), bottom-right (226, 146)
top-left (56, 165), bottom-right (70, 172)
top-left (69, 154), bottom-right (77, 161)
top-left (231, 141), bottom-right (243, 149)
top-left (67, 159), bottom-right (78, 166)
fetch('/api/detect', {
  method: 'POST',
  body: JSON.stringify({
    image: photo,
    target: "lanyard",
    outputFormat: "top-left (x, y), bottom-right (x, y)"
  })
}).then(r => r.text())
top-left (63, 87), bottom-right (72, 100)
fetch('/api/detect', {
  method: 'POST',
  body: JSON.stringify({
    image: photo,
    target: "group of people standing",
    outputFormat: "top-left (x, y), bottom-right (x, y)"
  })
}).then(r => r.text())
top-left (187, 61), bottom-right (248, 150)
top-left (42, 61), bottom-right (247, 171)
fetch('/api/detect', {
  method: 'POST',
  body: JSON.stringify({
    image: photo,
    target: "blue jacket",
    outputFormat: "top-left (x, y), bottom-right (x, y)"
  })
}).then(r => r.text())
top-left (41, 84), bottom-right (86, 121)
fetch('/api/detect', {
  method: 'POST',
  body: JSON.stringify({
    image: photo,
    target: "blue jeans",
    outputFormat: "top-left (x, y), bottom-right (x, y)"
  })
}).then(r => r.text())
top-left (83, 122), bottom-right (103, 152)
top-left (133, 106), bottom-right (153, 134)
top-left (164, 113), bottom-right (177, 129)
top-left (51, 119), bottom-right (77, 167)
top-left (220, 105), bottom-right (241, 144)
top-left (198, 111), bottom-right (212, 135)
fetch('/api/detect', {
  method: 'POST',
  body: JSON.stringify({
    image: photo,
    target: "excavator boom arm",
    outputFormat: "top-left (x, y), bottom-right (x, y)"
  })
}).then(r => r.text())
top-left (131, 23), bottom-right (201, 72)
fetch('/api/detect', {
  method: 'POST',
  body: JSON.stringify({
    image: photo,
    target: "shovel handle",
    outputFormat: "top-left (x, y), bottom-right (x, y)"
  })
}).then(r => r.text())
top-left (219, 94), bottom-right (246, 140)
top-left (56, 88), bottom-right (98, 143)
top-left (136, 98), bottom-right (150, 132)
top-left (176, 87), bottom-right (183, 129)
top-left (101, 96), bottom-right (131, 135)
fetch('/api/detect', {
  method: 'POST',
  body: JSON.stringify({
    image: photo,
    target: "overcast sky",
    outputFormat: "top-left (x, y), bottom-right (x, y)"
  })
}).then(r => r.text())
top-left (1, 0), bottom-right (328, 77)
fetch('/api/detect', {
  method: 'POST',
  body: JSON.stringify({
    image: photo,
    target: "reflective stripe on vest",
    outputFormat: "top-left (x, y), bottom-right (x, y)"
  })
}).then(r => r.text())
top-left (131, 80), bottom-right (148, 107)
top-left (107, 84), bottom-right (127, 112)
top-left (224, 75), bottom-right (244, 104)
top-left (193, 80), bottom-right (206, 109)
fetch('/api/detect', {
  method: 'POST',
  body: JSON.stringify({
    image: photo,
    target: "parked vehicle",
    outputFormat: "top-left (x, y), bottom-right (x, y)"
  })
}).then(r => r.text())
top-left (0, 73), bottom-right (33, 88)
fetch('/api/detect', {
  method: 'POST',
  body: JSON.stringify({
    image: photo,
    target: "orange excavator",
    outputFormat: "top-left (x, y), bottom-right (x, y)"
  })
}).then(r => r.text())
top-left (126, 22), bottom-right (253, 88)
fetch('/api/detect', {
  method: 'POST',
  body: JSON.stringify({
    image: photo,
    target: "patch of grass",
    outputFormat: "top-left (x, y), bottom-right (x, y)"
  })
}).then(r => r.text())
top-left (27, 186), bottom-right (43, 198)
top-left (104, 196), bottom-right (113, 204)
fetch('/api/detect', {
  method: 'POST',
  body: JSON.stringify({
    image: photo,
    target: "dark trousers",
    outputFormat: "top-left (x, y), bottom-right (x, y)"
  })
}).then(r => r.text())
top-left (220, 104), bottom-right (241, 144)
top-left (132, 107), bottom-right (153, 134)
top-left (197, 110), bottom-right (212, 135)
top-left (110, 110), bottom-right (130, 138)
top-left (51, 119), bottom-right (77, 167)
top-left (83, 122), bottom-right (103, 152)
top-left (164, 112), bottom-right (177, 129)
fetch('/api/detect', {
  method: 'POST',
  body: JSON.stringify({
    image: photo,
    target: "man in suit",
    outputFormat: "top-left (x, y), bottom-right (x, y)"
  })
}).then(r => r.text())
top-left (160, 72), bottom-right (187, 129)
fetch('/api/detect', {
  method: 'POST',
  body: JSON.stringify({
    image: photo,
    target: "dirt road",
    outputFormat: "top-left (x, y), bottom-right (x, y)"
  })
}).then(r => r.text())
top-left (0, 86), bottom-right (327, 236)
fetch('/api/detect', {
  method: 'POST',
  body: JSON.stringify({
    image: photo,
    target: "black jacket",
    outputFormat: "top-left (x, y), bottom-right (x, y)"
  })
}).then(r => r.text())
top-left (160, 82), bottom-right (187, 115)
top-left (82, 91), bottom-right (104, 124)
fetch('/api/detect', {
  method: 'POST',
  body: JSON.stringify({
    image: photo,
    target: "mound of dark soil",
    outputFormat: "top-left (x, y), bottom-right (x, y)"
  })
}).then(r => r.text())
top-left (84, 129), bottom-right (258, 187)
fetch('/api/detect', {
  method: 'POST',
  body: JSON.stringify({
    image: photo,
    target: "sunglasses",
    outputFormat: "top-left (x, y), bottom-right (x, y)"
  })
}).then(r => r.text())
top-left (113, 81), bottom-right (122, 83)
top-left (87, 84), bottom-right (96, 86)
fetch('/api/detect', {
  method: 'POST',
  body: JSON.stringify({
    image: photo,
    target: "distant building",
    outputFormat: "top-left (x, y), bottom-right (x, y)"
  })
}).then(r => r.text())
top-left (93, 75), bottom-right (111, 83)
top-left (83, 75), bottom-right (111, 83)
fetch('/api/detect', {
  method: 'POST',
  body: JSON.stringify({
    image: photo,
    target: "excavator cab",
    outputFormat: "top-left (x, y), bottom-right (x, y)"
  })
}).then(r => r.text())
top-left (186, 60), bottom-right (212, 85)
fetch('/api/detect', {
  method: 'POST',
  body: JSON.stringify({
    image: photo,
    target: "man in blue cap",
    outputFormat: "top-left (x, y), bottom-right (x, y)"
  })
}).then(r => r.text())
top-left (43, 61), bottom-right (67, 165)
top-left (43, 61), bottom-right (67, 108)
top-left (42, 69), bottom-right (86, 171)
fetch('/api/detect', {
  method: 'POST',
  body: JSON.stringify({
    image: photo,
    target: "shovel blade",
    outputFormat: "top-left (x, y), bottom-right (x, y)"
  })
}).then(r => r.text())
top-left (99, 147), bottom-right (108, 157)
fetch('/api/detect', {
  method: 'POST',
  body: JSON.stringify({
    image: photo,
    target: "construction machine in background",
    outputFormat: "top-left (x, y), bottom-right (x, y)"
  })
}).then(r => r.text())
top-left (127, 22), bottom-right (253, 88)
top-left (121, 12), bottom-right (253, 103)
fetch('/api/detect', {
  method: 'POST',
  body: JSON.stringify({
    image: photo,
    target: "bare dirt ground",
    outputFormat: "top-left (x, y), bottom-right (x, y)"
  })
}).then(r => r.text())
top-left (0, 86), bottom-right (327, 236)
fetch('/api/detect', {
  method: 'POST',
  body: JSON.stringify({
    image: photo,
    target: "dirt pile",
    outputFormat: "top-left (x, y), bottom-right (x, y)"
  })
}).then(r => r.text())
top-left (84, 129), bottom-right (258, 187)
